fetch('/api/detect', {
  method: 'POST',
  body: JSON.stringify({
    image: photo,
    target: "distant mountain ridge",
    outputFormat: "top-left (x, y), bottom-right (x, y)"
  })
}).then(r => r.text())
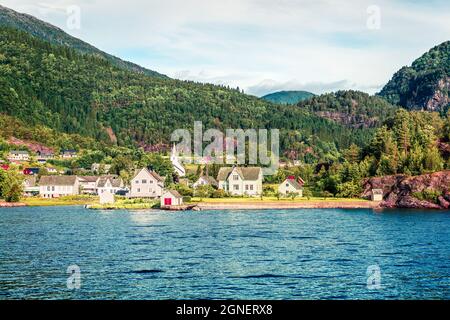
top-left (0, 4), bottom-right (167, 78)
top-left (379, 41), bottom-right (449, 113)
top-left (262, 90), bottom-right (315, 104)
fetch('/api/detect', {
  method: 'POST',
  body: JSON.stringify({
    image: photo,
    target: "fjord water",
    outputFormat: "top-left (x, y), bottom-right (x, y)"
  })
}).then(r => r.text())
top-left (0, 206), bottom-right (448, 300)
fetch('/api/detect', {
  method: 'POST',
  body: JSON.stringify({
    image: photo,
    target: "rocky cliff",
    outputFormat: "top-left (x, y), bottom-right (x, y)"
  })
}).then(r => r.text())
top-left (362, 171), bottom-right (450, 209)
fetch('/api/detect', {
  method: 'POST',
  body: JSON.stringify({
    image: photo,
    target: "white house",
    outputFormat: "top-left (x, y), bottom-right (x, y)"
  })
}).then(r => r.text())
top-left (170, 144), bottom-right (186, 177)
top-left (127, 168), bottom-right (165, 198)
top-left (193, 176), bottom-right (218, 189)
top-left (23, 176), bottom-right (39, 196)
top-left (279, 176), bottom-right (304, 197)
top-left (97, 176), bottom-right (124, 195)
top-left (91, 163), bottom-right (112, 174)
top-left (8, 150), bottom-right (30, 162)
top-left (161, 190), bottom-right (183, 207)
top-left (371, 189), bottom-right (383, 201)
top-left (99, 190), bottom-right (115, 205)
top-left (61, 150), bottom-right (77, 159)
top-left (217, 167), bottom-right (263, 196)
top-left (78, 176), bottom-right (99, 194)
top-left (39, 176), bottom-right (80, 198)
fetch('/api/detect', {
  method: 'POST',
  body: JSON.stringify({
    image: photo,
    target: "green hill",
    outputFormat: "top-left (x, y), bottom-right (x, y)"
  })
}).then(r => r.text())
top-left (378, 41), bottom-right (449, 114)
top-left (0, 4), bottom-right (166, 78)
top-left (262, 90), bottom-right (315, 104)
top-left (0, 26), bottom-right (373, 163)
top-left (297, 90), bottom-right (398, 128)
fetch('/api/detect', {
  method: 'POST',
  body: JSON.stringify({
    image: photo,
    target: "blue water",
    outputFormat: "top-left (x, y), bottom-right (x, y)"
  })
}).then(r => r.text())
top-left (0, 206), bottom-right (449, 300)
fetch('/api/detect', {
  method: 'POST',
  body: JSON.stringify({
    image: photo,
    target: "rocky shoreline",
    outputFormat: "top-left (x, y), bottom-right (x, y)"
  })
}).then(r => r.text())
top-left (0, 202), bottom-right (27, 207)
top-left (363, 171), bottom-right (450, 210)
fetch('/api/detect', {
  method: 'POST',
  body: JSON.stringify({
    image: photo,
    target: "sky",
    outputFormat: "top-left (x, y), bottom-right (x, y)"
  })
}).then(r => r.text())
top-left (1, 0), bottom-right (449, 96)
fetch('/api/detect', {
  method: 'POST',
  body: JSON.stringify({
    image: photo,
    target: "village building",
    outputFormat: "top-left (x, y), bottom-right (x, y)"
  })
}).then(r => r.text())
top-left (91, 163), bottom-right (112, 174)
top-left (23, 168), bottom-right (40, 175)
top-left (170, 144), bottom-right (186, 177)
top-left (127, 168), bottom-right (165, 198)
top-left (97, 176), bottom-right (124, 195)
top-left (36, 151), bottom-right (54, 163)
top-left (217, 167), bottom-right (263, 196)
top-left (161, 190), bottom-right (183, 207)
top-left (78, 176), bottom-right (100, 194)
top-left (8, 150), bottom-right (30, 162)
top-left (23, 176), bottom-right (39, 196)
top-left (61, 150), bottom-right (77, 159)
top-left (46, 167), bottom-right (58, 174)
top-left (39, 176), bottom-right (80, 198)
top-left (278, 176), bottom-right (304, 197)
top-left (193, 176), bottom-right (218, 189)
top-left (371, 189), bottom-right (384, 201)
top-left (99, 190), bottom-right (115, 205)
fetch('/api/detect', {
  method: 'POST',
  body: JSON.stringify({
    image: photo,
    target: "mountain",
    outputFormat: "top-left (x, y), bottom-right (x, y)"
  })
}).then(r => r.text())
top-left (0, 25), bottom-right (372, 163)
top-left (0, 4), bottom-right (166, 78)
top-left (379, 41), bottom-right (449, 113)
top-left (262, 90), bottom-right (315, 104)
top-left (297, 90), bottom-right (397, 128)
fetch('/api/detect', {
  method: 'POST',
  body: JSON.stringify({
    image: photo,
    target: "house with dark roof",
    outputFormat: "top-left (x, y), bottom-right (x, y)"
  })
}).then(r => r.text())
top-left (61, 150), bottom-right (77, 159)
top-left (38, 176), bottom-right (80, 198)
top-left (97, 176), bottom-right (124, 195)
top-left (278, 176), bottom-right (304, 197)
top-left (8, 150), bottom-right (30, 162)
top-left (217, 167), bottom-right (263, 196)
top-left (192, 175), bottom-right (218, 189)
top-left (127, 168), bottom-right (165, 198)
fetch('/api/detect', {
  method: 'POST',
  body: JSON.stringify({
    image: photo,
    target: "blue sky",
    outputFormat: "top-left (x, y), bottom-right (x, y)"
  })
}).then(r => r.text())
top-left (2, 0), bottom-right (449, 96)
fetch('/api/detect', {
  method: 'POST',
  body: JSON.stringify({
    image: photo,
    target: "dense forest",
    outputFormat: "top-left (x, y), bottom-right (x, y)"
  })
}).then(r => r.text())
top-left (0, 26), bottom-right (373, 159)
top-left (379, 41), bottom-right (449, 113)
top-left (261, 90), bottom-right (315, 105)
top-left (0, 4), bottom-right (166, 78)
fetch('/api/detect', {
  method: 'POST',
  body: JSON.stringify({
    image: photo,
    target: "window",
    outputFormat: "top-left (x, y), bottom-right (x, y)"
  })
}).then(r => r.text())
top-left (233, 175), bottom-right (239, 181)
top-left (149, 180), bottom-right (153, 184)
top-left (233, 185), bottom-right (239, 191)
top-left (135, 180), bottom-right (139, 184)
top-left (286, 184), bottom-right (289, 188)
top-left (47, 186), bottom-right (50, 191)
top-left (245, 185), bottom-right (249, 191)
top-left (250, 185), bottom-right (254, 191)
top-left (142, 180), bottom-right (147, 184)
top-left (137, 188), bottom-right (141, 192)
top-left (52, 186), bottom-right (55, 191)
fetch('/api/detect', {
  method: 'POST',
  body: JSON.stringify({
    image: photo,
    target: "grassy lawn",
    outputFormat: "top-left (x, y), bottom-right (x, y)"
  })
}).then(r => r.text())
top-left (190, 197), bottom-right (368, 203)
top-left (22, 195), bottom-right (98, 207)
top-left (88, 199), bottom-right (159, 210)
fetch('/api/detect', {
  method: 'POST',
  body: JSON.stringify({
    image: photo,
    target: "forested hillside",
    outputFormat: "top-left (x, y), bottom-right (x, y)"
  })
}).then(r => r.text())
top-left (379, 41), bottom-right (449, 113)
top-left (0, 26), bottom-right (371, 158)
top-left (297, 90), bottom-right (398, 128)
top-left (261, 91), bottom-right (315, 104)
top-left (0, 5), bottom-right (166, 78)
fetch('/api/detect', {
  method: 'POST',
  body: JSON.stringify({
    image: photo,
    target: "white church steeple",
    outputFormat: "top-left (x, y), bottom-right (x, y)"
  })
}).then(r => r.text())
top-left (171, 144), bottom-right (186, 177)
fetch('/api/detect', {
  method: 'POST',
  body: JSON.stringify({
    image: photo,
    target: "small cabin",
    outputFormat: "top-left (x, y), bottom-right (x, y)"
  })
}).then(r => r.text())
top-left (99, 190), bottom-right (115, 205)
top-left (161, 190), bottom-right (183, 207)
top-left (371, 189), bottom-right (383, 201)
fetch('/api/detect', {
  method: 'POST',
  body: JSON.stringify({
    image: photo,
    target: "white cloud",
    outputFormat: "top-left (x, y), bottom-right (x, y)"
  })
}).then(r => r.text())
top-left (1, 0), bottom-right (449, 96)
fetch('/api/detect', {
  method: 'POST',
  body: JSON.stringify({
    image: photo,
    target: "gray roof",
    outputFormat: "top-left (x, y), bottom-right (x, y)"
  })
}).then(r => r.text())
top-left (97, 177), bottom-right (122, 188)
top-left (10, 150), bottom-right (29, 155)
top-left (372, 189), bottom-right (383, 195)
top-left (196, 176), bottom-right (218, 187)
top-left (164, 190), bottom-right (183, 198)
top-left (217, 167), bottom-right (262, 181)
top-left (39, 176), bottom-right (78, 186)
top-left (134, 168), bottom-right (164, 182)
top-left (78, 176), bottom-right (99, 183)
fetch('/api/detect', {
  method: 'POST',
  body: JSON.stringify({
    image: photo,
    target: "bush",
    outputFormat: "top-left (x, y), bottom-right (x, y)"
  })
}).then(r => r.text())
top-left (413, 189), bottom-right (442, 203)
top-left (211, 189), bottom-right (226, 198)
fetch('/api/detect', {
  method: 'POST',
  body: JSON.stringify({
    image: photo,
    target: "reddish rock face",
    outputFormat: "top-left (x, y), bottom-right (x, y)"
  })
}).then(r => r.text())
top-left (363, 171), bottom-right (450, 210)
